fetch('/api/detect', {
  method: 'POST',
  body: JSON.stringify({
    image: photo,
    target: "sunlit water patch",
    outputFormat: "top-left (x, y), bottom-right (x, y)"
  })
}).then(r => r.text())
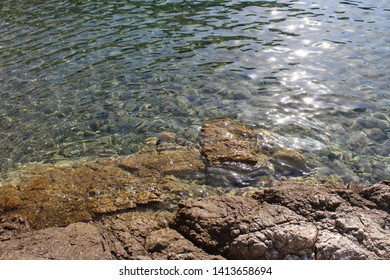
top-left (1, 0), bottom-right (389, 184)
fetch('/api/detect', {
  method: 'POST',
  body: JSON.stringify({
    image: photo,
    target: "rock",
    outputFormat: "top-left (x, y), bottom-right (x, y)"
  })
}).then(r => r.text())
top-left (0, 215), bottom-right (30, 241)
top-left (200, 119), bottom-right (307, 187)
top-left (200, 119), bottom-right (258, 163)
top-left (1, 118), bottom-right (387, 260)
top-left (355, 117), bottom-right (389, 130)
top-left (270, 149), bottom-right (307, 177)
top-left (330, 160), bottom-right (360, 183)
top-left (173, 195), bottom-right (319, 259)
top-left (0, 223), bottom-right (112, 260)
top-left (347, 132), bottom-right (370, 149)
top-left (119, 132), bottom-right (205, 180)
top-left (365, 128), bottom-right (388, 142)
top-left (361, 181), bottom-right (390, 212)
top-left (119, 151), bottom-right (205, 180)
top-left (0, 159), bottom-right (211, 230)
top-left (380, 139), bottom-right (390, 156)
top-left (0, 210), bottom-right (223, 260)
top-left (144, 228), bottom-right (224, 260)
top-left (200, 119), bottom-right (274, 187)
top-left (173, 179), bottom-right (390, 259)
top-left (1, 176), bottom-right (389, 260)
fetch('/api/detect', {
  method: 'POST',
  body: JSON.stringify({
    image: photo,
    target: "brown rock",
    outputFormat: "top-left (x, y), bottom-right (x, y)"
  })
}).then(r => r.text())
top-left (96, 211), bottom-right (223, 260)
top-left (199, 119), bottom-right (307, 187)
top-left (361, 181), bottom-right (390, 212)
top-left (200, 119), bottom-right (259, 166)
top-left (200, 119), bottom-right (274, 187)
top-left (271, 149), bottom-right (307, 176)
top-left (0, 215), bottom-right (30, 241)
top-left (118, 132), bottom-right (205, 181)
top-left (173, 179), bottom-right (390, 259)
top-left (0, 159), bottom-right (210, 230)
top-left (118, 151), bottom-right (205, 180)
top-left (145, 228), bottom-right (224, 260)
top-left (0, 210), bottom-right (223, 260)
top-left (173, 195), bottom-right (319, 259)
top-left (0, 222), bottom-right (111, 260)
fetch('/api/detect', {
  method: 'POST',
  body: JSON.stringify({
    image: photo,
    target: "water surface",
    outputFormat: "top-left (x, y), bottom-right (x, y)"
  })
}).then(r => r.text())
top-left (1, 0), bottom-right (389, 183)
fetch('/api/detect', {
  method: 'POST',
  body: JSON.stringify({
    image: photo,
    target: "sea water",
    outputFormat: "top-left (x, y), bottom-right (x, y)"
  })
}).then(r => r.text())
top-left (0, 0), bottom-right (389, 184)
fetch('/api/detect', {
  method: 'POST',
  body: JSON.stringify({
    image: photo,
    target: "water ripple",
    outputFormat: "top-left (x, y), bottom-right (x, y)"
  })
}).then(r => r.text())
top-left (0, 0), bottom-right (389, 183)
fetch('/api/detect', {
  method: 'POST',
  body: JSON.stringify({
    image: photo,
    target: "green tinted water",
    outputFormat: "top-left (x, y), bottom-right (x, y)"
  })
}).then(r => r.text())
top-left (1, 0), bottom-right (389, 183)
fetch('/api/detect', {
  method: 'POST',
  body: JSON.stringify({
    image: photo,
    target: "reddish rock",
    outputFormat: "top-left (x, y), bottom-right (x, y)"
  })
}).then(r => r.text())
top-left (173, 179), bottom-right (390, 259)
top-left (361, 181), bottom-right (390, 212)
top-left (0, 222), bottom-right (111, 260)
top-left (0, 159), bottom-right (211, 230)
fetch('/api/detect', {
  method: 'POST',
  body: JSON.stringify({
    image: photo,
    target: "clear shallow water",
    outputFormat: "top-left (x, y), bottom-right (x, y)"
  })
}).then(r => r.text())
top-left (1, 0), bottom-right (389, 184)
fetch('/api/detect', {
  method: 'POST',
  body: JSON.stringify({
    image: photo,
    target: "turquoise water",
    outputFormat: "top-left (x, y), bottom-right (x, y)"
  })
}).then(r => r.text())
top-left (1, 0), bottom-right (389, 183)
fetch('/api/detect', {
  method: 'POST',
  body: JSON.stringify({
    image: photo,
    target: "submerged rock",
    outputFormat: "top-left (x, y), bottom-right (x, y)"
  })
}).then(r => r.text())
top-left (200, 119), bottom-right (273, 187)
top-left (200, 119), bottom-right (307, 187)
top-left (0, 159), bottom-right (211, 230)
top-left (0, 118), bottom-right (308, 234)
top-left (1, 118), bottom-right (387, 260)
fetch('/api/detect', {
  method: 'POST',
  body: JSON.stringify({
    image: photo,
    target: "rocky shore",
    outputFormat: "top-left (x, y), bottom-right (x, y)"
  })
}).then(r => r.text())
top-left (0, 119), bottom-right (389, 259)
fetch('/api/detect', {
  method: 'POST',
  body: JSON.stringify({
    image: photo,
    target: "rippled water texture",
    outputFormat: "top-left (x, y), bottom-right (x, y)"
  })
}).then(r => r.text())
top-left (1, 0), bottom-right (389, 183)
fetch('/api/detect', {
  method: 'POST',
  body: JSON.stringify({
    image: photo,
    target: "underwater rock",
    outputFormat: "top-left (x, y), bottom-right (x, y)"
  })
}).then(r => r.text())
top-left (330, 160), bottom-right (361, 183)
top-left (0, 159), bottom-right (211, 230)
top-left (119, 132), bottom-right (205, 181)
top-left (0, 119), bottom-right (310, 230)
top-left (380, 139), bottom-right (390, 156)
top-left (119, 151), bottom-right (205, 180)
top-left (5, 118), bottom-right (388, 260)
top-left (270, 149), bottom-right (307, 177)
top-left (200, 119), bottom-right (274, 187)
top-left (365, 128), bottom-right (388, 143)
top-left (347, 132), bottom-right (370, 149)
top-left (200, 119), bottom-right (264, 165)
top-left (355, 117), bottom-right (389, 130)
top-left (200, 119), bottom-right (274, 186)
top-left (200, 119), bottom-right (307, 187)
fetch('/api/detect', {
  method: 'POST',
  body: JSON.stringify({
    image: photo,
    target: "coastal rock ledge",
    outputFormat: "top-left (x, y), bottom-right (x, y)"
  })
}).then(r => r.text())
top-left (174, 180), bottom-right (390, 260)
top-left (0, 119), bottom-right (389, 260)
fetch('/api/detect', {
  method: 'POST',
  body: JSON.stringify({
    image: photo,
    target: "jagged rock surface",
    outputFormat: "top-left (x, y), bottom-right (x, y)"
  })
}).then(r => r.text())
top-left (0, 222), bottom-right (111, 260)
top-left (0, 211), bottom-right (223, 260)
top-left (173, 179), bottom-right (390, 260)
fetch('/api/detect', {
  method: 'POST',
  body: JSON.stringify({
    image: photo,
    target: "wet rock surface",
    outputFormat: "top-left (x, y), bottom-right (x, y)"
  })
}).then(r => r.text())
top-left (0, 119), bottom-right (389, 260)
top-left (200, 119), bottom-right (307, 187)
top-left (0, 160), bottom-right (211, 230)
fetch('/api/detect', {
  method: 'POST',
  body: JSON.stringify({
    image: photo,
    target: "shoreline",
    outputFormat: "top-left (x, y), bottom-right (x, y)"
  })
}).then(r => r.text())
top-left (0, 119), bottom-right (389, 260)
